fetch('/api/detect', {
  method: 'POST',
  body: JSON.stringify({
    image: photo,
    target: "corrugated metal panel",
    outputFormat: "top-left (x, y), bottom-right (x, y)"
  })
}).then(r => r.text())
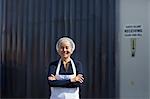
top-left (0, 0), bottom-right (116, 98)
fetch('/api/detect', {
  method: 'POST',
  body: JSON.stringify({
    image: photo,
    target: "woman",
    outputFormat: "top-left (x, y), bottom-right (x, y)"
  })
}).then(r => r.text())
top-left (47, 37), bottom-right (84, 99)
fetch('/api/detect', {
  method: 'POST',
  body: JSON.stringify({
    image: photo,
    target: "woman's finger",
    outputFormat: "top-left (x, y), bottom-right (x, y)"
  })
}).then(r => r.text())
top-left (77, 74), bottom-right (83, 77)
top-left (79, 78), bottom-right (84, 83)
top-left (51, 74), bottom-right (55, 77)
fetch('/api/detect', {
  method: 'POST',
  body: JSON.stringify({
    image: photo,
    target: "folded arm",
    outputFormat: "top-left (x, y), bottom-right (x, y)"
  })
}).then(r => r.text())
top-left (48, 74), bottom-right (84, 87)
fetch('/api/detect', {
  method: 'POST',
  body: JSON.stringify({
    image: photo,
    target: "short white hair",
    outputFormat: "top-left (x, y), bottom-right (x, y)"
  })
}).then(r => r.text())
top-left (56, 37), bottom-right (75, 53)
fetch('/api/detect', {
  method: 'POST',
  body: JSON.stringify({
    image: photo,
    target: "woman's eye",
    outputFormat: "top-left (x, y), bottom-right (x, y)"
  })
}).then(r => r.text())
top-left (60, 46), bottom-right (68, 49)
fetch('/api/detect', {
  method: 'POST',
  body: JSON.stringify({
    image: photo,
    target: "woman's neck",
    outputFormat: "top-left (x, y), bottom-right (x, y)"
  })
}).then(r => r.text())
top-left (61, 57), bottom-right (71, 64)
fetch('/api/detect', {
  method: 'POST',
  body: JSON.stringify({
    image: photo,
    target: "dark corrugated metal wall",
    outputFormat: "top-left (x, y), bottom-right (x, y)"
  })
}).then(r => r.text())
top-left (0, 0), bottom-right (116, 98)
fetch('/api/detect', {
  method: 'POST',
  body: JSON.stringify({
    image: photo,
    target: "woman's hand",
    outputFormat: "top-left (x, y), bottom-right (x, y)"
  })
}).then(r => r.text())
top-left (71, 74), bottom-right (84, 83)
top-left (48, 74), bottom-right (57, 81)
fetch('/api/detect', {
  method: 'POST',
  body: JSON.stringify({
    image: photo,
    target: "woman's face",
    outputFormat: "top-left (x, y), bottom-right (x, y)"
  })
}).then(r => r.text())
top-left (58, 40), bottom-right (73, 60)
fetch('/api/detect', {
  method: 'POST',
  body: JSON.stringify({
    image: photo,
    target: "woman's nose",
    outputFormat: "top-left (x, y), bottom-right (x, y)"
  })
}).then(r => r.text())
top-left (63, 48), bottom-right (67, 51)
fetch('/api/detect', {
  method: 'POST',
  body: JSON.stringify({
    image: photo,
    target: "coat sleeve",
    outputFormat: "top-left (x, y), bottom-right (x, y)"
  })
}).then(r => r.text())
top-left (69, 61), bottom-right (84, 87)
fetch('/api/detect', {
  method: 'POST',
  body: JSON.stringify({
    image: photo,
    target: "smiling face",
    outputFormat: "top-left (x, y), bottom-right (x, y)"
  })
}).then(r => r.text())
top-left (58, 40), bottom-right (73, 60)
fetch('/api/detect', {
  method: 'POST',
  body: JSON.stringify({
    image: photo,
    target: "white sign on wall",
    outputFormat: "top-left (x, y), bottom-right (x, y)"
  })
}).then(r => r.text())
top-left (123, 24), bottom-right (143, 38)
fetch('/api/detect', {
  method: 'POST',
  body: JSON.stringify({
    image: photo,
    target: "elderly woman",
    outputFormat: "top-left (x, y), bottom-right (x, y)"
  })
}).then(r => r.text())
top-left (47, 37), bottom-right (84, 99)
